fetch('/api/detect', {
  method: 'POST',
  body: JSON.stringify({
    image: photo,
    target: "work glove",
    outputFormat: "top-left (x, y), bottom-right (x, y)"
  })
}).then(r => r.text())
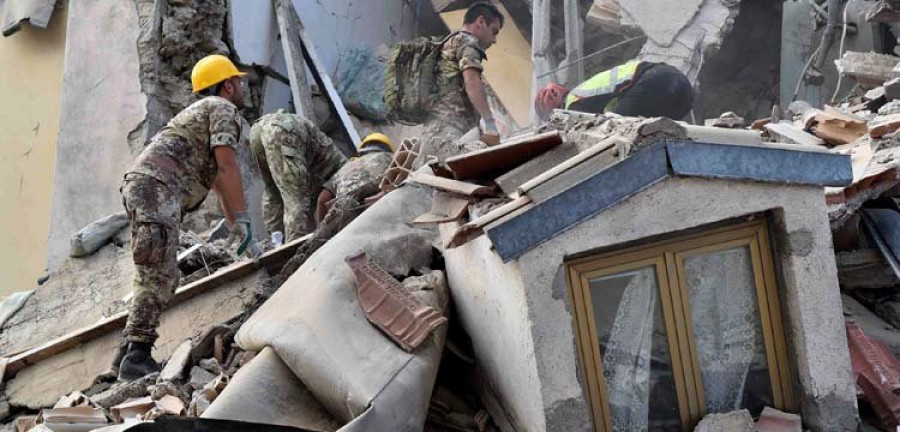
top-left (481, 118), bottom-right (500, 147)
top-left (228, 211), bottom-right (262, 260)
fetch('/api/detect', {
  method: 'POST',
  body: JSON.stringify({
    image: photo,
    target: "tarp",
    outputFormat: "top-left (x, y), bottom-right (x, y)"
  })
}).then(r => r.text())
top-left (1, 0), bottom-right (56, 36)
top-left (207, 182), bottom-right (445, 431)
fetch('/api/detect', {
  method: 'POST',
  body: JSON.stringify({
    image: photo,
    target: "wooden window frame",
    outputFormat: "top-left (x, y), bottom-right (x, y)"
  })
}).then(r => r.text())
top-left (566, 219), bottom-right (795, 431)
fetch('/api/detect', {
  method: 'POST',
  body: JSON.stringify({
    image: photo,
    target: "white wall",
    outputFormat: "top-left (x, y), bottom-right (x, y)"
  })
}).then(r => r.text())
top-left (440, 224), bottom-right (546, 431)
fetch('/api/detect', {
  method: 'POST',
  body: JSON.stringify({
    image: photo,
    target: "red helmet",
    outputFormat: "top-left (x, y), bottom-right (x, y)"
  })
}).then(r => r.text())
top-left (535, 82), bottom-right (569, 120)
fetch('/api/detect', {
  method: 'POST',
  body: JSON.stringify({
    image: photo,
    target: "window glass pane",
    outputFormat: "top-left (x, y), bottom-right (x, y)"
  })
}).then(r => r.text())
top-left (683, 246), bottom-right (774, 416)
top-left (589, 265), bottom-right (681, 431)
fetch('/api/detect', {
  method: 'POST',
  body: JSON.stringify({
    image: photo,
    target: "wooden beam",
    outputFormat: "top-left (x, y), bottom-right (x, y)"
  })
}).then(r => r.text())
top-left (290, 7), bottom-right (362, 155)
top-left (2, 235), bottom-right (309, 382)
top-left (563, 0), bottom-right (584, 87)
top-left (273, 0), bottom-right (315, 120)
top-left (531, 0), bottom-right (552, 125)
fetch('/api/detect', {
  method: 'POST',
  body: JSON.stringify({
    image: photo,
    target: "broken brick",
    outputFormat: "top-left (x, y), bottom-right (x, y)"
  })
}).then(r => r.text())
top-left (345, 252), bottom-right (447, 352)
top-left (847, 320), bottom-right (900, 429)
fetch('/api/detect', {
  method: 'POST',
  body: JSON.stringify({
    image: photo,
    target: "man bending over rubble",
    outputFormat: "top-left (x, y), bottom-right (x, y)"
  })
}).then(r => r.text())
top-left (420, 1), bottom-right (504, 160)
top-left (250, 110), bottom-right (346, 244)
top-left (117, 54), bottom-right (258, 381)
top-left (535, 60), bottom-right (695, 121)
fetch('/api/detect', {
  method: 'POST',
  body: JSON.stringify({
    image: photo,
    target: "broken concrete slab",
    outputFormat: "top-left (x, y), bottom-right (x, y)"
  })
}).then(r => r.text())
top-left (765, 122), bottom-right (826, 146)
top-left (886, 78), bottom-right (900, 100)
top-left (188, 367), bottom-right (217, 392)
top-left (0, 244), bottom-right (133, 357)
top-left (694, 409), bottom-right (756, 432)
top-left (158, 340), bottom-right (192, 384)
top-left (836, 51), bottom-right (900, 89)
top-left (705, 111), bottom-right (745, 128)
top-left (4, 265), bottom-right (267, 409)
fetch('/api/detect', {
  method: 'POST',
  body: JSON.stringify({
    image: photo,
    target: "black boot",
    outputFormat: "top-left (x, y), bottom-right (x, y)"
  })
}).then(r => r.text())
top-left (117, 342), bottom-right (161, 381)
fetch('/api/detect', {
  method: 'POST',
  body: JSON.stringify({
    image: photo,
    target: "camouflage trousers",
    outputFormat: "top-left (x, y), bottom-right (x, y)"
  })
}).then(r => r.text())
top-left (254, 130), bottom-right (316, 241)
top-left (413, 118), bottom-right (482, 169)
top-left (121, 173), bottom-right (181, 344)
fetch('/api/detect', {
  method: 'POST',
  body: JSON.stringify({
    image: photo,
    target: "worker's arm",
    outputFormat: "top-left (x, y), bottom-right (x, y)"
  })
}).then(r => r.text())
top-left (463, 69), bottom-right (499, 146)
top-left (212, 146), bottom-right (246, 224)
top-left (315, 188), bottom-right (335, 224)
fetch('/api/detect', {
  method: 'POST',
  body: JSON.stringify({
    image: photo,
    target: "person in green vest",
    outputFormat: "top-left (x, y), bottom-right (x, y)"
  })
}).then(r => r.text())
top-left (535, 60), bottom-right (694, 121)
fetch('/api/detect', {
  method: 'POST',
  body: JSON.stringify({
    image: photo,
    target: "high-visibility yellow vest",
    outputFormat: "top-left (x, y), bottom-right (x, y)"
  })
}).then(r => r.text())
top-left (565, 60), bottom-right (642, 111)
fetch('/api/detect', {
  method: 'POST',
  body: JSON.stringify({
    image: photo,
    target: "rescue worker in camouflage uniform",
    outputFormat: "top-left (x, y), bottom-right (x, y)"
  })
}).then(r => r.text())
top-left (251, 111), bottom-right (346, 243)
top-left (117, 54), bottom-right (258, 381)
top-left (315, 132), bottom-right (394, 222)
top-left (277, 133), bottom-right (395, 286)
top-left (418, 2), bottom-right (504, 165)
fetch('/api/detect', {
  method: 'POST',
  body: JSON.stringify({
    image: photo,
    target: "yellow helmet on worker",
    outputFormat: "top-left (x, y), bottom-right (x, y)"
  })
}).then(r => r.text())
top-left (191, 54), bottom-right (247, 93)
top-left (359, 132), bottom-right (395, 153)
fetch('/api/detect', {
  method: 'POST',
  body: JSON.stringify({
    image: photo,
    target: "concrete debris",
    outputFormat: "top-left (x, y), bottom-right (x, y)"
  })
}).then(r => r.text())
top-left (835, 51), bottom-right (900, 89)
top-left (693, 409), bottom-right (756, 432)
top-left (836, 249), bottom-right (898, 290)
top-left (157, 340), bottom-right (193, 384)
top-left (91, 373), bottom-right (158, 410)
top-left (0, 291), bottom-right (33, 330)
top-left (586, 0), bottom-right (621, 34)
top-left (808, 111), bottom-right (868, 146)
top-left (705, 111), bottom-right (745, 128)
top-left (764, 122), bottom-right (826, 146)
top-left (866, 86), bottom-right (887, 101)
top-left (886, 78), bottom-right (900, 100)
top-left (756, 407), bottom-right (801, 432)
top-left (197, 358), bottom-right (222, 376)
top-left (188, 366), bottom-right (216, 392)
top-left (879, 100), bottom-right (900, 116)
top-left (69, 212), bottom-right (129, 258)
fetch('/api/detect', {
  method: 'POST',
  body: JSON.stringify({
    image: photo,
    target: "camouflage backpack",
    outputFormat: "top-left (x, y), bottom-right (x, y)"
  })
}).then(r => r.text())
top-left (384, 32), bottom-right (458, 124)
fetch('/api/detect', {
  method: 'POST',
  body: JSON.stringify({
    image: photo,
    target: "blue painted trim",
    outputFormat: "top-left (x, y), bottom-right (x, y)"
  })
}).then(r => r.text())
top-left (666, 139), bottom-right (852, 187)
top-left (486, 141), bottom-right (669, 262)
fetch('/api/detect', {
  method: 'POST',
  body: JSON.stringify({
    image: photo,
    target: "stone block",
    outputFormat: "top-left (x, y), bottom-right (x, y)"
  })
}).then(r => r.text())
top-left (693, 409), bottom-right (756, 432)
top-left (756, 406), bottom-right (802, 432)
top-left (157, 340), bottom-right (192, 384)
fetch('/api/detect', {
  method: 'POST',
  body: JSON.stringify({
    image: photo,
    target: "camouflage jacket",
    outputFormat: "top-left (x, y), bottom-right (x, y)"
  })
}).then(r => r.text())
top-left (128, 96), bottom-right (247, 211)
top-left (430, 31), bottom-right (486, 131)
top-left (323, 151), bottom-right (392, 198)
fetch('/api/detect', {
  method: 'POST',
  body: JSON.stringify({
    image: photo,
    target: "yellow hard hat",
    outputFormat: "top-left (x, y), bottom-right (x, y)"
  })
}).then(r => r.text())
top-left (360, 132), bottom-right (395, 153)
top-left (191, 54), bottom-right (247, 93)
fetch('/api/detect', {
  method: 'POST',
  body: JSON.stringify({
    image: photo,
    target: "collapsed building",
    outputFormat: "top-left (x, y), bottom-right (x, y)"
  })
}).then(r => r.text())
top-left (8, 0), bottom-right (900, 431)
